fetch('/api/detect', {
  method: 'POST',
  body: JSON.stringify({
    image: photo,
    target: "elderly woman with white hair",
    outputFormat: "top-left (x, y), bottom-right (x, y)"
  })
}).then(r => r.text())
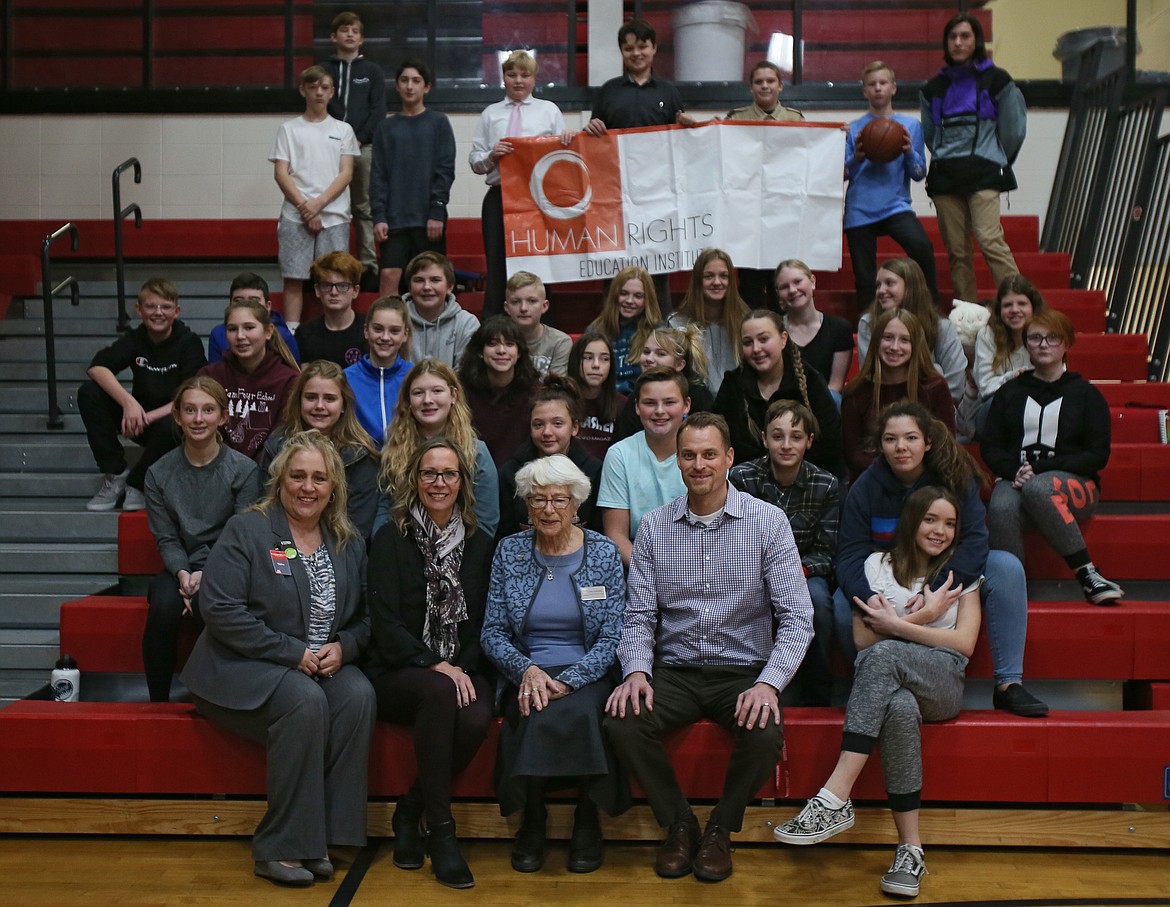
top-left (481, 453), bottom-right (628, 875)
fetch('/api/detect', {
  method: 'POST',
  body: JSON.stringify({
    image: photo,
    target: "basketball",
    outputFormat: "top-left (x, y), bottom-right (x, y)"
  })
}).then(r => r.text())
top-left (859, 117), bottom-right (907, 164)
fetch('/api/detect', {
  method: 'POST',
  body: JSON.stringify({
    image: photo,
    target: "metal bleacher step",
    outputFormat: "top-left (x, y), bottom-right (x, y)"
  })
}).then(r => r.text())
top-left (0, 592), bottom-right (87, 629)
top-left (0, 413), bottom-right (87, 434)
top-left (0, 629), bottom-right (60, 670)
top-left (0, 337), bottom-right (107, 363)
top-left (3, 573), bottom-right (118, 594)
top-left (0, 510), bottom-right (118, 543)
top-left (0, 361), bottom-right (95, 383)
top-left (0, 670), bottom-right (51, 704)
top-left (0, 542), bottom-right (117, 575)
top-left (0, 440), bottom-right (98, 472)
top-left (0, 472), bottom-right (106, 498)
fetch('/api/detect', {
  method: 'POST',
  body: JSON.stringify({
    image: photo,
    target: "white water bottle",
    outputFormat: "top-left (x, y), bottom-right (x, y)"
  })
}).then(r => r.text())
top-left (51, 654), bottom-right (80, 702)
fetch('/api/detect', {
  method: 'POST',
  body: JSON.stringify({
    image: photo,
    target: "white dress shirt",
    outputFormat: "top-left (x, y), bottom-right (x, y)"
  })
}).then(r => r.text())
top-left (469, 95), bottom-right (566, 186)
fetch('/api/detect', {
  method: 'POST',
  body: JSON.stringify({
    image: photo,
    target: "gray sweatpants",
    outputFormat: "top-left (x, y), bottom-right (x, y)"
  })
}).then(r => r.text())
top-left (842, 639), bottom-right (966, 806)
top-left (987, 470), bottom-right (1099, 564)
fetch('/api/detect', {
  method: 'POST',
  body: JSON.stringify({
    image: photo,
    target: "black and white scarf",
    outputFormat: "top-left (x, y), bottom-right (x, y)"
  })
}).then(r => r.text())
top-left (411, 503), bottom-right (467, 662)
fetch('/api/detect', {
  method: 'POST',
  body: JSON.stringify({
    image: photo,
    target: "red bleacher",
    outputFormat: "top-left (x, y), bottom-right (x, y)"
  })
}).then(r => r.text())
top-left (4, 591), bottom-right (1160, 809)
top-left (5, 212), bottom-right (1170, 840)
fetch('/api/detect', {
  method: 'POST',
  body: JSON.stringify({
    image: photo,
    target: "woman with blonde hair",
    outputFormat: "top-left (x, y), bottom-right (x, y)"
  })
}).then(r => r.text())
top-left (181, 430), bottom-right (375, 886)
top-left (263, 360), bottom-right (379, 541)
top-left (587, 265), bottom-right (662, 395)
top-left (774, 258), bottom-right (855, 401)
top-left (374, 359), bottom-right (499, 536)
top-left (857, 257), bottom-right (967, 403)
top-left (669, 248), bottom-right (751, 392)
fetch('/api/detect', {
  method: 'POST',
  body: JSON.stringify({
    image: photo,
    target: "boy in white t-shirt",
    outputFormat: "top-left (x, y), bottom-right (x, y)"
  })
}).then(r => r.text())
top-left (269, 65), bottom-right (360, 328)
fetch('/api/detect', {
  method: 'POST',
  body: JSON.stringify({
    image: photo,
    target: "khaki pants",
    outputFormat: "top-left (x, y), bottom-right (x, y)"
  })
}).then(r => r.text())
top-left (351, 144), bottom-right (375, 270)
top-left (933, 189), bottom-right (1018, 302)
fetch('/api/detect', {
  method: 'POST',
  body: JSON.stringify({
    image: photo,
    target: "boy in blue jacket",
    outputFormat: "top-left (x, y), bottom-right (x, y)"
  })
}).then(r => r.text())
top-left (845, 61), bottom-right (939, 310)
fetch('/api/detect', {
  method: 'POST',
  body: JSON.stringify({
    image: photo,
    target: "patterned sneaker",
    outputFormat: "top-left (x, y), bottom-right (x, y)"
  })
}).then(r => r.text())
top-left (1076, 565), bottom-right (1123, 605)
top-left (86, 470), bottom-right (128, 511)
top-left (880, 843), bottom-right (927, 897)
top-left (772, 796), bottom-right (854, 845)
top-left (122, 486), bottom-right (146, 511)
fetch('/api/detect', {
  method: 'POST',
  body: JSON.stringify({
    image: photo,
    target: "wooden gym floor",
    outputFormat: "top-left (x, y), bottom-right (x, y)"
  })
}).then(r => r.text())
top-left (3, 835), bottom-right (1168, 906)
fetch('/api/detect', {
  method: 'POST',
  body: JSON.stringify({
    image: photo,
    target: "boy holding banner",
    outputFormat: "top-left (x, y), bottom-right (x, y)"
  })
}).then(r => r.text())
top-left (584, 18), bottom-right (694, 314)
top-left (470, 50), bottom-right (572, 318)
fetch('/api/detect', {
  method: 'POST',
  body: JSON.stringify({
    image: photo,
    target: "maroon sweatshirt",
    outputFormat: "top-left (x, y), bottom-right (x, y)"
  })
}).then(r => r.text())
top-left (199, 351), bottom-right (299, 462)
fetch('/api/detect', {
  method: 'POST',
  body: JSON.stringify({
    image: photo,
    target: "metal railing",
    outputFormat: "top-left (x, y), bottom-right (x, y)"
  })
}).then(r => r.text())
top-left (40, 224), bottom-right (81, 430)
top-left (1112, 135), bottom-right (1170, 381)
top-left (112, 158), bottom-right (143, 332)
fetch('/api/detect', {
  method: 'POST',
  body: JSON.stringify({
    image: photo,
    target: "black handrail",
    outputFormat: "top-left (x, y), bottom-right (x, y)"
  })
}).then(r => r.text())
top-left (112, 157), bottom-right (143, 332)
top-left (41, 223), bottom-right (81, 430)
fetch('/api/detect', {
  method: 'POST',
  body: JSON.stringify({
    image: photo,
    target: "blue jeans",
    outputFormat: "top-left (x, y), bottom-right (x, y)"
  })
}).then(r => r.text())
top-left (790, 575), bottom-right (835, 705)
top-left (982, 549), bottom-right (1028, 686)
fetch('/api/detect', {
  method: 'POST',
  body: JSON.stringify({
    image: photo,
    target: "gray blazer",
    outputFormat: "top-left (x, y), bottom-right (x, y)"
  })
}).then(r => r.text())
top-left (181, 506), bottom-right (370, 710)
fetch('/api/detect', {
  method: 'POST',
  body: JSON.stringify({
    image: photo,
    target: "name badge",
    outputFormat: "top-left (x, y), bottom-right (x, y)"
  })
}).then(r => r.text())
top-left (270, 550), bottom-right (293, 576)
top-left (580, 585), bottom-right (606, 601)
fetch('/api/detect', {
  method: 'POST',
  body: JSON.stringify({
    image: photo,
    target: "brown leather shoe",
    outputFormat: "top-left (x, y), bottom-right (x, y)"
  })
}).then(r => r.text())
top-left (692, 822), bottom-right (732, 881)
top-left (654, 815), bottom-right (700, 878)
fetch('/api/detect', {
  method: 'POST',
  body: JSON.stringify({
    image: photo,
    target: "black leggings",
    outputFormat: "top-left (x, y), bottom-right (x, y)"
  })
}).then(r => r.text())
top-left (142, 571), bottom-right (202, 702)
top-left (371, 665), bottom-right (493, 825)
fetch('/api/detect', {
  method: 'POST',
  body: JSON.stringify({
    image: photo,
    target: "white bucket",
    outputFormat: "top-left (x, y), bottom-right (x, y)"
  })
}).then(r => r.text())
top-left (672, 1), bottom-right (756, 82)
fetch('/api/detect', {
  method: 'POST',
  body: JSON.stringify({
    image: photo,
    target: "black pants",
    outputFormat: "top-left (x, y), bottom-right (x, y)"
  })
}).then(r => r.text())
top-left (77, 380), bottom-right (178, 490)
top-left (481, 185), bottom-right (508, 319)
top-left (142, 571), bottom-right (202, 702)
top-left (604, 664), bottom-right (781, 832)
top-left (371, 665), bottom-right (493, 825)
top-left (845, 211), bottom-right (939, 312)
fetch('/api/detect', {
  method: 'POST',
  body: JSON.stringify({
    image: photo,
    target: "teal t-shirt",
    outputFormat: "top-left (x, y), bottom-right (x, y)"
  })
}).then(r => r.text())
top-left (597, 431), bottom-right (687, 540)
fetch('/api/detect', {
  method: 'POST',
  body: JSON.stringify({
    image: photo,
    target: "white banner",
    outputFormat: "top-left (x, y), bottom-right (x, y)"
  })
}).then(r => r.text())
top-left (500, 120), bottom-right (845, 283)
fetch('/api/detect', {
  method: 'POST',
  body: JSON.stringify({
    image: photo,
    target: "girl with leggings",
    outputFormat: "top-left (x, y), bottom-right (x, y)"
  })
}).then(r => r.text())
top-left (775, 485), bottom-right (981, 899)
top-left (142, 376), bottom-right (261, 701)
top-left (980, 308), bottom-right (1121, 604)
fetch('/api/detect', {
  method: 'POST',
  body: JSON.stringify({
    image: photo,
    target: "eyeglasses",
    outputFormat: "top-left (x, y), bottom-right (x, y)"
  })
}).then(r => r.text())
top-left (1025, 333), bottom-right (1063, 347)
top-left (316, 281), bottom-right (354, 295)
top-left (140, 302), bottom-right (177, 313)
top-left (527, 494), bottom-right (573, 511)
top-left (420, 468), bottom-right (460, 484)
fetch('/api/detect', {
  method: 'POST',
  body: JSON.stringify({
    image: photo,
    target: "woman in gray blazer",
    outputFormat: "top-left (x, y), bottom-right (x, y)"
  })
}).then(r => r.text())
top-left (181, 430), bottom-right (375, 887)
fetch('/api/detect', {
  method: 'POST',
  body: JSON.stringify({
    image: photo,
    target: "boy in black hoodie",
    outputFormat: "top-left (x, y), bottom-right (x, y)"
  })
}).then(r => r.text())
top-left (323, 10), bottom-right (386, 287)
top-left (80, 278), bottom-right (207, 511)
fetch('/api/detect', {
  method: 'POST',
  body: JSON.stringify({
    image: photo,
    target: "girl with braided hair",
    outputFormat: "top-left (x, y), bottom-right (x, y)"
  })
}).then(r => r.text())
top-left (714, 309), bottom-right (845, 479)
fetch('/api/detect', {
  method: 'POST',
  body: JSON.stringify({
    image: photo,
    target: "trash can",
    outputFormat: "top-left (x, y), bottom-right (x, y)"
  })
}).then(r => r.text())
top-left (672, 1), bottom-right (756, 82)
top-left (1053, 26), bottom-right (1135, 82)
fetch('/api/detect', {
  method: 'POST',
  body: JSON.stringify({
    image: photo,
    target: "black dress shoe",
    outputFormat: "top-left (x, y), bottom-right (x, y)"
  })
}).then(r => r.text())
top-left (993, 683), bottom-right (1049, 717)
top-left (254, 861), bottom-right (314, 886)
top-left (510, 823), bottom-right (546, 873)
top-left (567, 820), bottom-right (604, 873)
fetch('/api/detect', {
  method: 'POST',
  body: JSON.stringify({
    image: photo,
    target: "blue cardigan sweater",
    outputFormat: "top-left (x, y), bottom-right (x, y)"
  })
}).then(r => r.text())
top-left (481, 528), bottom-right (625, 696)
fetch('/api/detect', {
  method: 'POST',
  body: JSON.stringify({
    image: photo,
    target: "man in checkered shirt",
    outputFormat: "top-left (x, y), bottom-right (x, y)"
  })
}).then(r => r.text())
top-left (605, 412), bottom-right (813, 882)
